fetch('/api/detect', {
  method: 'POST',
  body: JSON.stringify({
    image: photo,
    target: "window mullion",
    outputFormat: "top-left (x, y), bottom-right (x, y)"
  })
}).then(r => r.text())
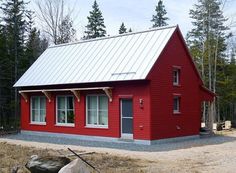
top-left (97, 96), bottom-right (99, 125)
top-left (31, 97), bottom-right (32, 122)
top-left (38, 97), bottom-right (40, 122)
top-left (65, 97), bottom-right (67, 124)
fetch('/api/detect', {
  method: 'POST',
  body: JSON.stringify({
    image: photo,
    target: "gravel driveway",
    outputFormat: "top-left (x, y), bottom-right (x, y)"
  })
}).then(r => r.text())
top-left (1, 131), bottom-right (236, 152)
top-left (1, 130), bottom-right (236, 172)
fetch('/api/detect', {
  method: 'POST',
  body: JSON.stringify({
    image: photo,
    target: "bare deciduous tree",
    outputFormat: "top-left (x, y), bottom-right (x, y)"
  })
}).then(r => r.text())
top-left (35, 0), bottom-right (76, 44)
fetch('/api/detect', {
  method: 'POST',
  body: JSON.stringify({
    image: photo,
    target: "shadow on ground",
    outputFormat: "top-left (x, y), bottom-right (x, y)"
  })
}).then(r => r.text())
top-left (1, 132), bottom-right (236, 152)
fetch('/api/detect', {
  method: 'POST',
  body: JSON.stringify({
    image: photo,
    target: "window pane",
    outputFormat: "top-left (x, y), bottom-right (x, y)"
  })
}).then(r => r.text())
top-left (57, 96), bottom-right (75, 124)
top-left (99, 110), bottom-right (108, 125)
top-left (173, 71), bottom-right (177, 83)
top-left (99, 96), bottom-right (108, 110)
top-left (31, 109), bottom-right (36, 122)
top-left (88, 96), bottom-right (97, 109)
top-left (122, 99), bottom-right (133, 118)
top-left (40, 109), bottom-right (46, 122)
top-left (174, 97), bottom-right (179, 111)
top-left (40, 97), bottom-right (46, 109)
top-left (174, 98), bottom-right (177, 110)
top-left (67, 110), bottom-right (74, 123)
top-left (88, 110), bottom-right (97, 125)
top-left (173, 69), bottom-right (179, 84)
top-left (67, 97), bottom-right (74, 110)
top-left (58, 110), bottom-right (66, 123)
top-left (58, 97), bottom-right (65, 109)
top-left (122, 118), bottom-right (133, 134)
top-left (32, 97), bottom-right (38, 109)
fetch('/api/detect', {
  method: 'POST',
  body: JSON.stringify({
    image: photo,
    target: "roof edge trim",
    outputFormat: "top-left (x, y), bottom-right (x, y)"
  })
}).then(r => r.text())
top-left (48, 25), bottom-right (178, 49)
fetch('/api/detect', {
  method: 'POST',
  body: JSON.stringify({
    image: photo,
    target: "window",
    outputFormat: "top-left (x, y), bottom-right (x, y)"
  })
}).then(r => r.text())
top-left (173, 68), bottom-right (180, 85)
top-left (31, 96), bottom-right (46, 124)
top-left (56, 96), bottom-right (75, 125)
top-left (86, 95), bottom-right (108, 127)
top-left (173, 96), bottom-right (180, 113)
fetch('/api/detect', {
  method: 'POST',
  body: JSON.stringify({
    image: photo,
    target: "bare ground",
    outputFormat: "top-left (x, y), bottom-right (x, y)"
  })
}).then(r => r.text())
top-left (1, 130), bottom-right (236, 173)
top-left (0, 142), bottom-right (146, 173)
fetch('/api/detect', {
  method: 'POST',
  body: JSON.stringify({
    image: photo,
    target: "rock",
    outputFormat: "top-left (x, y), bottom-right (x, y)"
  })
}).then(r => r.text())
top-left (11, 165), bottom-right (20, 173)
top-left (25, 155), bottom-right (71, 173)
top-left (59, 158), bottom-right (94, 173)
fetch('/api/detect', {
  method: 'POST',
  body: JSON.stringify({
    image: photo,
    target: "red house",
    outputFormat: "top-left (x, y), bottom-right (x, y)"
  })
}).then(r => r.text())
top-left (14, 26), bottom-right (214, 145)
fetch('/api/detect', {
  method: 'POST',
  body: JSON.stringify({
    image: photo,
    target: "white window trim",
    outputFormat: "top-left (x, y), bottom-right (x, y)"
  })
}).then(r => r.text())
top-left (56, 95), bottom-right (75, 126)
top-left (86, 94), bottom-right (108, 128)
top-left (55, 123), bottom-right (75, 127)
top-left (173, 69), bottom-right (180, 85)
top-left (173, 96), bottom-right (181, 114)
top-left (30, 122), bottom-right (46, 125)
top-left (30, 96), bottom-right (46, 125)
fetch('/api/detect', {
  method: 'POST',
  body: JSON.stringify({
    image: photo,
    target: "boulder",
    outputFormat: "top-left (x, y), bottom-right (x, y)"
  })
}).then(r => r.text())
top-left (59, 158), bottom-right (94, 173)
top-left (25, 155), bottom-right (71, 173)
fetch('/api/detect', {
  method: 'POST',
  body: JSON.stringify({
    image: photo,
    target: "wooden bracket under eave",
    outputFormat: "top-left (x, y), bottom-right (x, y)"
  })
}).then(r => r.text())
top-left (42, 91), bottom-right (52, 102)
top-left (71, 90), bottom-right (80, 102)
top-left (19, 92), bottom-right (28, 102)
top-left (103, 88), bottom-right (112, 102)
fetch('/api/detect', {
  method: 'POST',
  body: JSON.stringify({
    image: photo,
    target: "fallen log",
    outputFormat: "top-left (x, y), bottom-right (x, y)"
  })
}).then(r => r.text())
top-left (68, 148), bottom-right (100, 173)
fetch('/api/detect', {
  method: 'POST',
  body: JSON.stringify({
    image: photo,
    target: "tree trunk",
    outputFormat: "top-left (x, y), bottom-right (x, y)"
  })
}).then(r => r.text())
top-left (207, 101), bottom-right (214, 132)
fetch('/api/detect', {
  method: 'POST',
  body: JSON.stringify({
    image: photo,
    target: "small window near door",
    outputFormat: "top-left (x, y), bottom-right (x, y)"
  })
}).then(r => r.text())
top-left (31, 96), bottom-right (46, 124)
top-left (56, 96), bottom-right (75, 125)
top-left (86, 95), bottom-right (108, 127)
top-left (173, 68), bottom-right (180, 85)
top-left (173, 96), bottom-right (180, 114)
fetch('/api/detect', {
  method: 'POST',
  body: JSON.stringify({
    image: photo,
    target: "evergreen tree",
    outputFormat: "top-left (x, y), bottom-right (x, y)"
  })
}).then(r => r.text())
top-left (0, 0), bottom-right (29, 127)
top-left (128, 28), bottom-right (132, 32)
top-left (119, 22), bottom-right (127, 34)
top-left (0, 25), bottom-right (12, 126)
top-left (58, 15), bottom-right (76, 44)
top-left (223, 56), bottom-right (236, 122)
top-left (22, 11), bottom-right (48, 75)
top-left (22, 28), bottom-right (48, 75)
top-left (187, 0), bottom-right (229, 123)
top-left (84, 0), bottom-right (106, 39)
top-left (151, 0), bottom-right (169, 27)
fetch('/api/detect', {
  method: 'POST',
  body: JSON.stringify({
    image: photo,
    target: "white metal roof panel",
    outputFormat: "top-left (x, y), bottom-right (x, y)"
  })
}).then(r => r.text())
top-left (14, 26), bottom-right (177, 87)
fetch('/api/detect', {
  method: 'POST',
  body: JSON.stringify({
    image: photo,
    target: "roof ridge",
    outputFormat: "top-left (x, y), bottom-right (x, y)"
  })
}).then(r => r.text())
top-left (49, 25), bottom-right (177, 49)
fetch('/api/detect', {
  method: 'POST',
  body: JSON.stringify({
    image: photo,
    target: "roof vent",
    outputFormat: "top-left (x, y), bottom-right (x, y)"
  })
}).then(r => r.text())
top-left (111, 72), bottom-right (136, 76)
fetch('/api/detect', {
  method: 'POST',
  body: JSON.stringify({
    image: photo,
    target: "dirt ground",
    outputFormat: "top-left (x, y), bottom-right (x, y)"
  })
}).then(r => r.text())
top-left (1, 130), bottom-right (236, 173)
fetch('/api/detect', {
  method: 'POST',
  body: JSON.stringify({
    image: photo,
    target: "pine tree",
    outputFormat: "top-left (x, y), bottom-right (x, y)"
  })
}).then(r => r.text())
top-left (23, 28), bottom-right (48, 75)
top-left (84, 0), bottom-right (106, 39)
top-left (0, 25), bottom-right (12, 126)
top-left (119, 22), bottom-right (127, 34)
top-left (151, 0), bottom-right (169, 27)
top-left (0, 0), bottom-right (29, 127)
top-left (128, 28), bottom-right (132, 32)
top-left (187, 0), bottom-right (229, 124)
top-left (58, 15), bottom-right (76, 44)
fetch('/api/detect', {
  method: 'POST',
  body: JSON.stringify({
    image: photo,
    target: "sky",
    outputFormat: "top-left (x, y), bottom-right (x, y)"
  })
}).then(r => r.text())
top-left (30, 0), bottom-right (236, 39)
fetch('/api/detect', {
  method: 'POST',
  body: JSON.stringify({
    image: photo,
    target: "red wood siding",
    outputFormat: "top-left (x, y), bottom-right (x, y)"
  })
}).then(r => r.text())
top-left (20, 81), bottom-right (151, 140)
top-left (147, 30), bottom-right (203, 140)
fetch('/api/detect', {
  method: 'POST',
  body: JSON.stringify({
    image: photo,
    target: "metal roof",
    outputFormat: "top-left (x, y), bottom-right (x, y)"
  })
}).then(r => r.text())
top-left (14, 25), bottom-right (177, 87)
